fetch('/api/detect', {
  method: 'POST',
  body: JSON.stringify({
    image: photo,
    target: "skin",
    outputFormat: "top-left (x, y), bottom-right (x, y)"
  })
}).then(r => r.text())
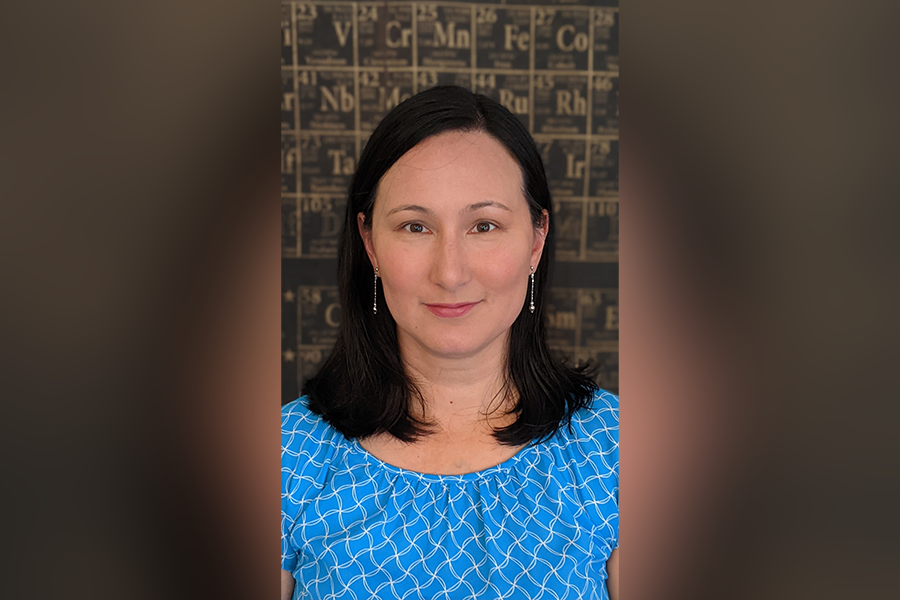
top-left (361, 130), bottom-right (546, 368)
top-left (280, 570), bottom-right (293, 600)
top-left (357, 130), bottom-right (548, 473)
top-left (607, 547), bottom-right (619, 599)
top-left (282, 130), bottom-right (618, 599)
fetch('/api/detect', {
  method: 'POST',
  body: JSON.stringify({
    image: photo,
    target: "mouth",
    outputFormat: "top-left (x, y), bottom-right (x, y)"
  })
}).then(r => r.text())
top-left (424, 301), bottom-right (481, 318)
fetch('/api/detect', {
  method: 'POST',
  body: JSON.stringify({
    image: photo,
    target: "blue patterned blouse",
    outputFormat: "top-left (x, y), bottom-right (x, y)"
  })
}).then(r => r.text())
top-left (281, 389), bottom-right (619, 600)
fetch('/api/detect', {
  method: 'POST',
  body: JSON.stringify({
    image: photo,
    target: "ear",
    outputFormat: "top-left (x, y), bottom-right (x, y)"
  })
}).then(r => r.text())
top-left (531, 209), bottom-right (549, 267)
top-left (357, 212), bottom-right (377, 270)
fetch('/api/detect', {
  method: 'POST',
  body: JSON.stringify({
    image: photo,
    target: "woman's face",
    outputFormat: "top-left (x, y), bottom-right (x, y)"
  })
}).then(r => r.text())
top-left (359, 130), bottom-right (547, 363)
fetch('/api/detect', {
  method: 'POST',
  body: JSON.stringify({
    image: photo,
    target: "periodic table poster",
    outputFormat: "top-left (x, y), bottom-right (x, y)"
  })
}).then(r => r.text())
top-left (282, 0), bottom-right (619, 402)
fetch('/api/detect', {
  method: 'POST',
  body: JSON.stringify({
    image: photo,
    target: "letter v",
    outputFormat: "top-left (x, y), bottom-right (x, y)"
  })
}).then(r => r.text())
top-left (333, 21), bottom-right (351, 47)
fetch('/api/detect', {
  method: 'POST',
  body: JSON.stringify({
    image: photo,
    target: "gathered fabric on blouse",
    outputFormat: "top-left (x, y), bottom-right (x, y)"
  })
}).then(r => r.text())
top-left (281, 389), bottom-right (619, 600)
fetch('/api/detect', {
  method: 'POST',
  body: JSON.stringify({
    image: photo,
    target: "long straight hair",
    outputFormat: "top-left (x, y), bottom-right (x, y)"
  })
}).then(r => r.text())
top-left (305, 86), bottom-right (596, 445)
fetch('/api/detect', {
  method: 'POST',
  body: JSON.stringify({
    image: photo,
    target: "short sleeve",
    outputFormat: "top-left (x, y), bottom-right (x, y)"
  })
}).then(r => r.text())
top-left (595, 390), bottom-right (619, 549)
top-left (281, 398), bottom-right (341, 573)
top-left (564, 389), bottom-right (619, 552)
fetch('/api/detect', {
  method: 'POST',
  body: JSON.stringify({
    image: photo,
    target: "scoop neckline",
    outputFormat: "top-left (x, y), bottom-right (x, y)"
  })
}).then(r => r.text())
top-left (348, 435), bottom-right (540, 482)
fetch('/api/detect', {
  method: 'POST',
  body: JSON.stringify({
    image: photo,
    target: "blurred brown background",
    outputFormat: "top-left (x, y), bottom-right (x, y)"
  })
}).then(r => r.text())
top-left (3, 1), bottom-right (899, 599)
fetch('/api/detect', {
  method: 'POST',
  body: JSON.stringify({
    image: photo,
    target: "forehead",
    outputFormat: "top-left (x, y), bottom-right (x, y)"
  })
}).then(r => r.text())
top-left (375, 130), bottom-right (525, 209)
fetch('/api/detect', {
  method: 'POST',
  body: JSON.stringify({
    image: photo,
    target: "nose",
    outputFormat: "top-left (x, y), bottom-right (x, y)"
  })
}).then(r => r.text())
top-left (428, 233), bottom-right (470, 291)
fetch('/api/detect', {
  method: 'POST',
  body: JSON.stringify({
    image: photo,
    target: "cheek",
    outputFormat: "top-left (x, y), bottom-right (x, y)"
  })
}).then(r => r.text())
top-left (477, 249), bottom-right (530, 293)
top-left (377, 253), bottom-right (425, 304)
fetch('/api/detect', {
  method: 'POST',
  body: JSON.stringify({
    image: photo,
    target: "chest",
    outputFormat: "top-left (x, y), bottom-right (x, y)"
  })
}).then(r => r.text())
top-left (288, 464), bottom-right (615, 600)
top-left (360, 432), bottom-right (525, 476)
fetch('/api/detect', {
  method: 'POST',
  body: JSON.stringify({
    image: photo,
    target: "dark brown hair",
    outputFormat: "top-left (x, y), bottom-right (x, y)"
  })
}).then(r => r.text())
top-left (305, 86), bottom-right (596, 445)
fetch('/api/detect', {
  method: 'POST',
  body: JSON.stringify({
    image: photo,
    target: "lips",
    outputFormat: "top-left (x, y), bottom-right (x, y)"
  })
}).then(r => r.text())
top-left (424, 301), bottom-right (481, 318)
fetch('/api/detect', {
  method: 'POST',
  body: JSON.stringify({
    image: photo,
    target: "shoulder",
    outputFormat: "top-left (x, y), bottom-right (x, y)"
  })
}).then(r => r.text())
top-left (281, 397), bottom-right (345, 496)
top-left (557, 389), bottom-right (619, 546)
top-left (567, 388), bottom-right (619, 447)
top-left (281, 396), bottom-right (334, 450)
top-left (553, 388), bottom-right (619, 472)
top-left (282, 398), bottom-right (348, 572)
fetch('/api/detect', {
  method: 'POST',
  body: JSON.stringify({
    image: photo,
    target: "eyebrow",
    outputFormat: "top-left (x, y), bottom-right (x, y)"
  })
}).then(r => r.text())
top-left (385, 204), bottom-right (432, 217)
top-left (465, 201), bottom-right (511, 213)
top-left (385, 201), bottom-right (511, 217)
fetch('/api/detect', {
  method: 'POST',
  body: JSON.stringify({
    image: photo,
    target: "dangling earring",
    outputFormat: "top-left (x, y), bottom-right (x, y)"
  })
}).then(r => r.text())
top-left (529, 266), bottom-right (535, 313)
top-left (373, 267), bottom-right (379, 315)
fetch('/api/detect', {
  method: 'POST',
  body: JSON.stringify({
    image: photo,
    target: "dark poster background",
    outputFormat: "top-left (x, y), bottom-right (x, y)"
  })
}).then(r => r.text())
top-left (281, 0), bottom-right (619, 403)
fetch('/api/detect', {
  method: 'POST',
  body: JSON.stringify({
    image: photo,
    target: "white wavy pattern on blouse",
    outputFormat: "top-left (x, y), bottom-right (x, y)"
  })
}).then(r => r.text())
top-left (282, 390), bottom-right (618, 600)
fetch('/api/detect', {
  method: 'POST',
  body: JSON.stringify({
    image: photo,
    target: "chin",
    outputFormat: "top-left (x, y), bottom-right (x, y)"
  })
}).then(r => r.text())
top-left (397, 322), bottom-right (510, 361)
top-left (424, 333), bottom-right (508, 361)
top-left (424, 342), bottom-right (482, 359)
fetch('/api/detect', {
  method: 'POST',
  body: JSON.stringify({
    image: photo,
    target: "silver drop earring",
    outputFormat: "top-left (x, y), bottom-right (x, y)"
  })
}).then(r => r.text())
top-left (529, 266), bottom-right (535, 313)
top-left (373, 267), bottom-right (379, 315)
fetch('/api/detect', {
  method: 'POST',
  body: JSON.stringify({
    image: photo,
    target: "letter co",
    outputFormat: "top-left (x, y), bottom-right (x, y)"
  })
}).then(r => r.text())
top-left (556, 25), bottom-right (588, 52)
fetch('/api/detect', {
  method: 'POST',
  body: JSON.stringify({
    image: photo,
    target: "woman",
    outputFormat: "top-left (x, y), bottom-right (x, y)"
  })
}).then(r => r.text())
top-left (282, 86), bottom-right (619, 600)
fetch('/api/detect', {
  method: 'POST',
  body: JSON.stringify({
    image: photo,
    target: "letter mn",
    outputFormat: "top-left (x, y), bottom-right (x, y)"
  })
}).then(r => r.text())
top-left (434, 21), bottom-right (470, 48)
top-left (320, 86), bottom-right (355, 112)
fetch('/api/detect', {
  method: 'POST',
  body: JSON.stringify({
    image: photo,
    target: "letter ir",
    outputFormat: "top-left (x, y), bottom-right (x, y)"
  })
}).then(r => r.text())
top-left (565, 153), bottom-right (585, 179)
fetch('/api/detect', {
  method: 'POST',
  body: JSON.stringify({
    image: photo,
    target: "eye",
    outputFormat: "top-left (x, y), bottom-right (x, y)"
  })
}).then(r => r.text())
top-left (402, 222), bottom-right (429, 234)
top-left (472, 222), bottom-right (497, 233)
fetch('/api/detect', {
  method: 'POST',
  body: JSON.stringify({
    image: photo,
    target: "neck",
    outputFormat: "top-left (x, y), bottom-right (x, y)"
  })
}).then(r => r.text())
top-left (399, 338), bottom-right (516, 435)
